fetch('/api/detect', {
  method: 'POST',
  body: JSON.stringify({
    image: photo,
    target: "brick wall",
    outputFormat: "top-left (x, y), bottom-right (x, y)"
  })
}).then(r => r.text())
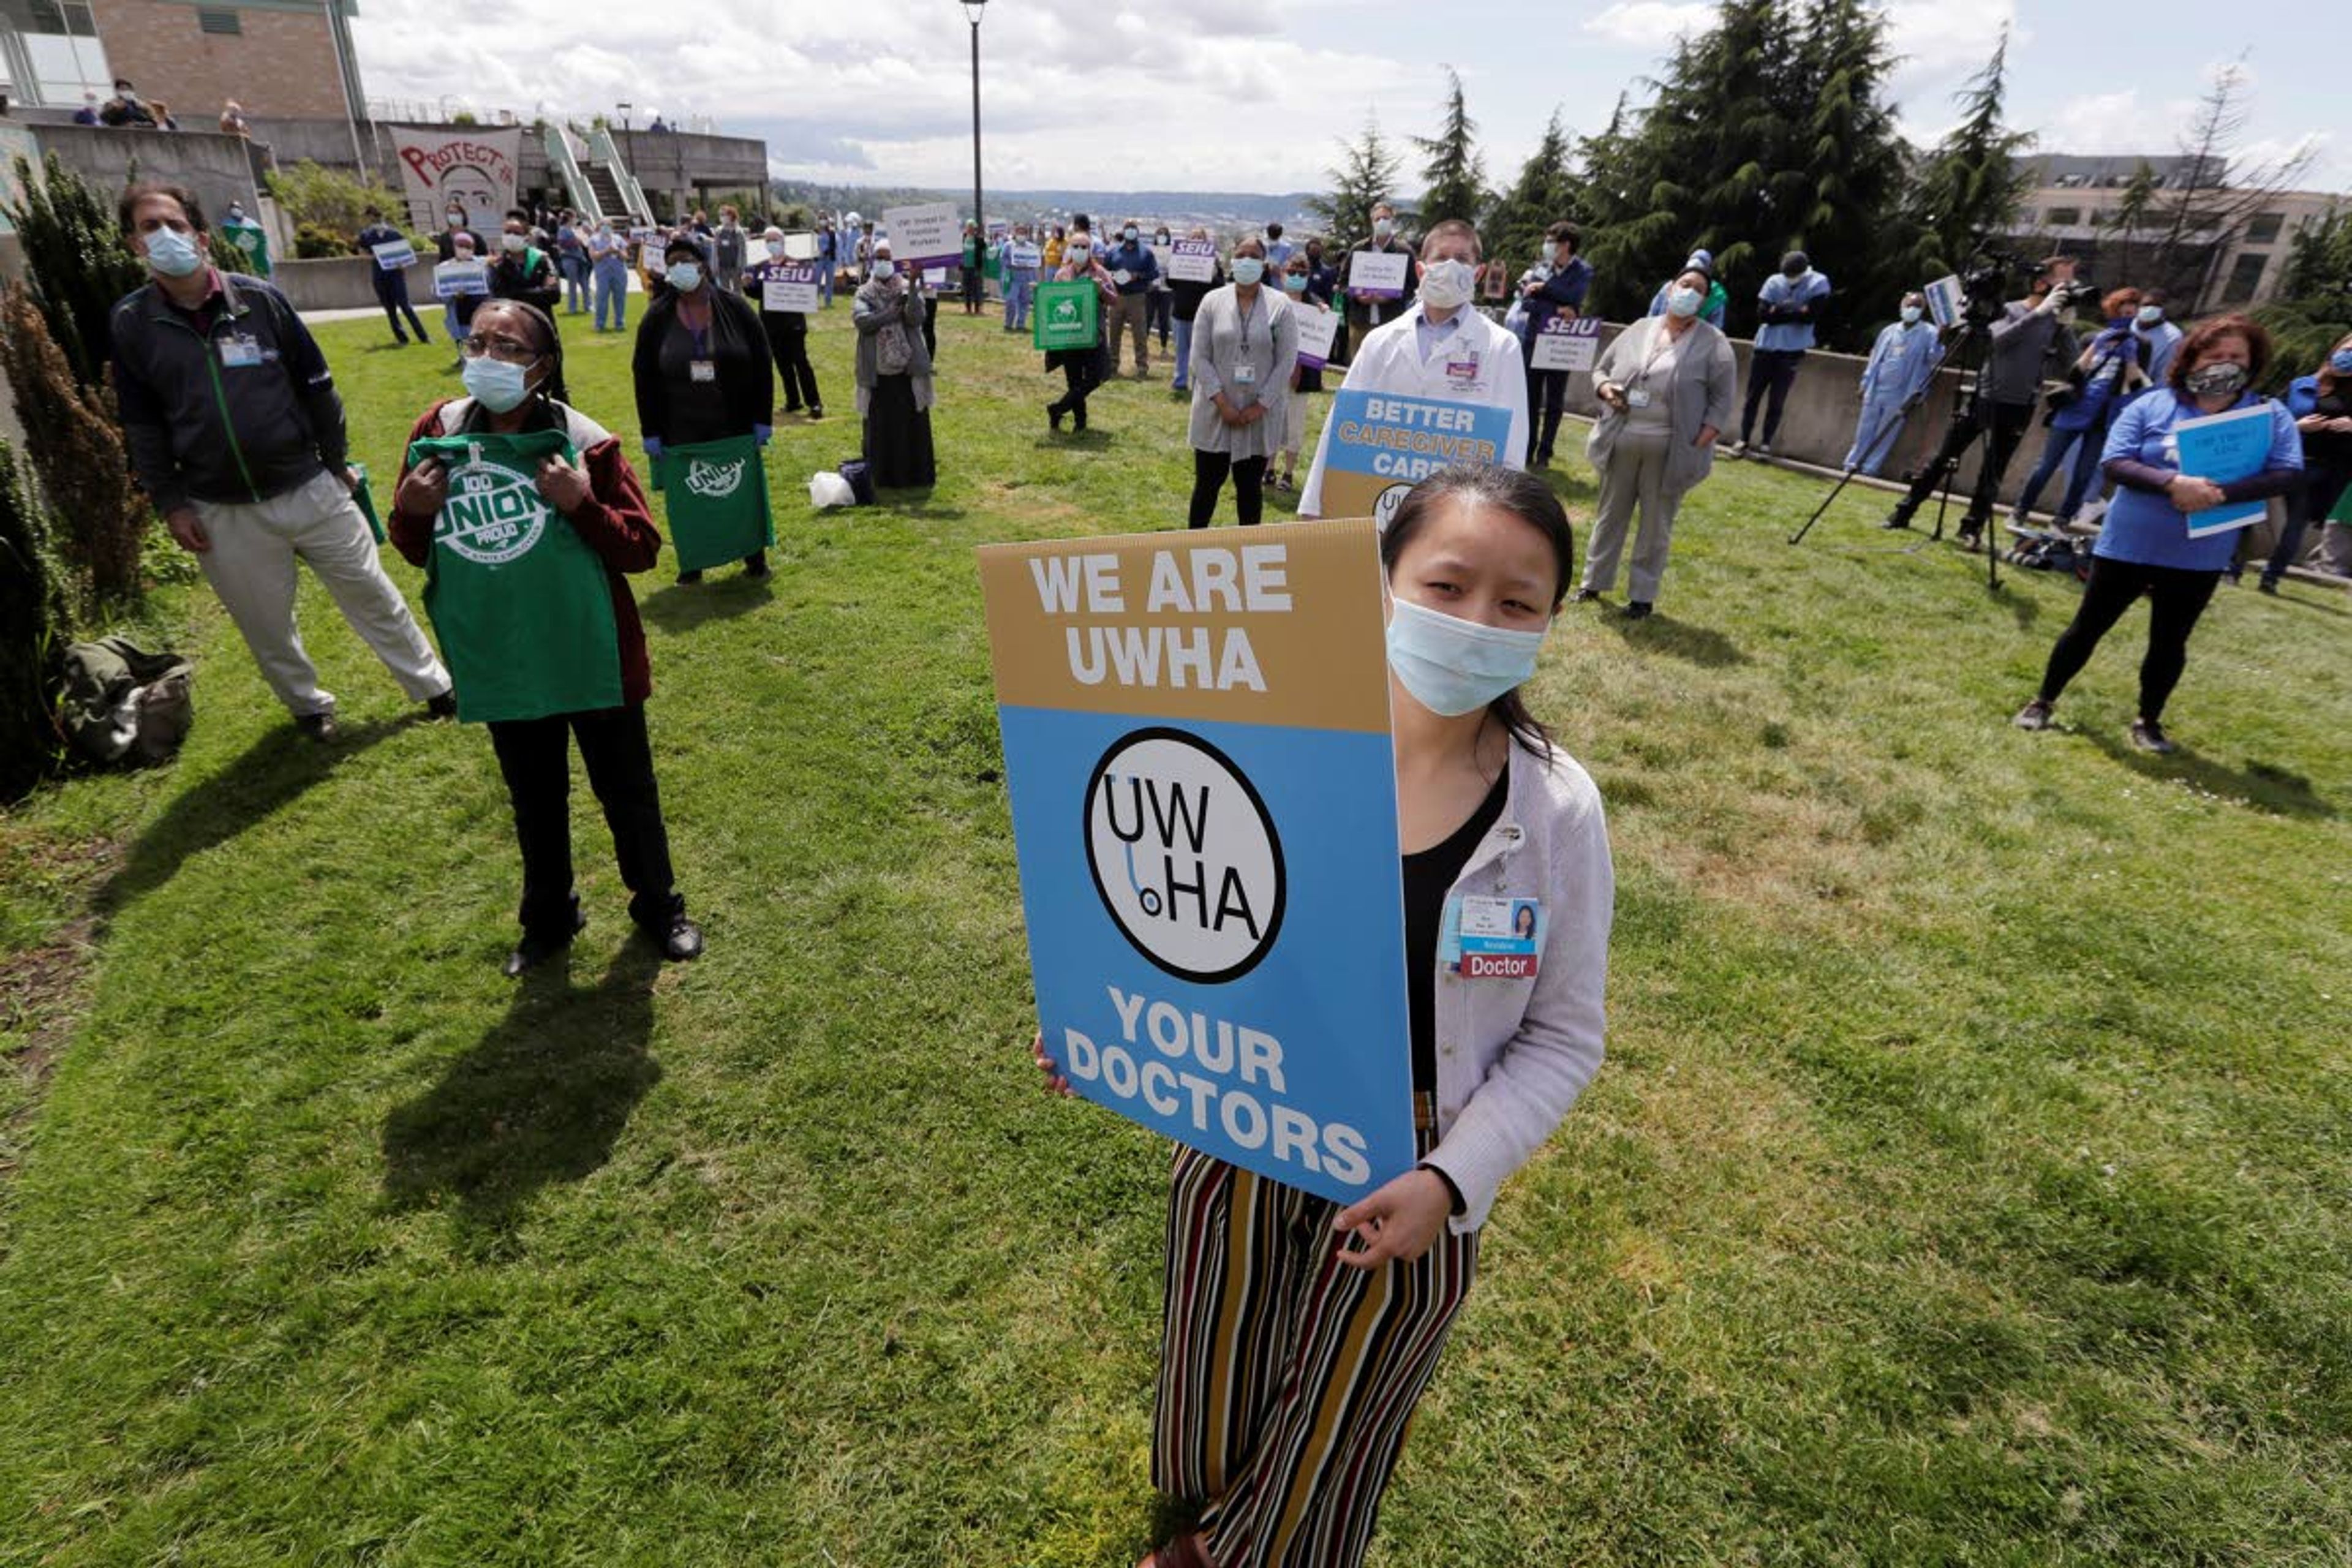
top-left (89, 0), bottom-right (350, 123)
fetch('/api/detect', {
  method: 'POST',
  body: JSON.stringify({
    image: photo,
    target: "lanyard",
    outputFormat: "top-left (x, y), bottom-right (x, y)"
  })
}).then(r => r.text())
top-left (1636, 322), bottom-right (1682, 390)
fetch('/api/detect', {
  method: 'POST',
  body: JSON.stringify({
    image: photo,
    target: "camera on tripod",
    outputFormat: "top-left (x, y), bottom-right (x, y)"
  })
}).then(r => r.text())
top-left (1958, 252), bottom-right (2021, 325)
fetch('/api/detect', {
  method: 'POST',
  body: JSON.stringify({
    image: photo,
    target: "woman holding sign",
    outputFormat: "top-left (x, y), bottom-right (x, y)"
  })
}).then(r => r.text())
top-left (2013, 314), bottom-right (2303, 754)
top-left (852, 241), bottom-right (939, 487)
top-left (1185, 237), bottom-right (1298, 528)
top-left (386, 300), bottom-right (704, 975)
top-left (633, 235), bottom-right (776, 583)
top-left (744, 225), bottom-right (824, 421)
top-left (1046, 234), bottom-right (1118, 435)
top-left (1272, 251), bottom-right (1328, 493)
top-left (1035, 465), bottom-right (1613, 1568)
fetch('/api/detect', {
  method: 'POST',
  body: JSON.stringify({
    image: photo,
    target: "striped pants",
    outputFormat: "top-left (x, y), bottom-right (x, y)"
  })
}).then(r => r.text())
top-left (1153, 1139), bottom-right (1477, 1568)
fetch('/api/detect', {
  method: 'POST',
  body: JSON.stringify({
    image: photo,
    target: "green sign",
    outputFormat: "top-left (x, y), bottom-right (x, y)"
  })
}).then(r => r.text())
top-left (1032, 279), bottom-right (1099, 353)
top-left (658, 434), bottom-right (773, 575)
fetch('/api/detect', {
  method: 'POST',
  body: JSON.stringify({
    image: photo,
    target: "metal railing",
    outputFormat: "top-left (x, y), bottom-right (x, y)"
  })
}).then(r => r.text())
top-left (540, 123), bottom-right (605, 227)
top-left (585, 126), bottom-right (654, 228)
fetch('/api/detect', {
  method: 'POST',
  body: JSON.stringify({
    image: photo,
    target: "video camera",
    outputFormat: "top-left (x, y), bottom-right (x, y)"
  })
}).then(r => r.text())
top-left (1958, 249), bottom-right (2024, 325)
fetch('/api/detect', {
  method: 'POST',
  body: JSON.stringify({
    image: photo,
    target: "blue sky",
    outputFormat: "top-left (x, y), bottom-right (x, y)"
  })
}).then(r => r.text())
top-left (352, 2), bottom-right (2341, 197)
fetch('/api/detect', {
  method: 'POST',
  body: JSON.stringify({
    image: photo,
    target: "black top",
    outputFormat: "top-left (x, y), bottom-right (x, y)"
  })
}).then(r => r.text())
top-left (1401, 767), bottom-right (1509, 1094)
top-left (2305, 383), bottom-right (2352, 469)
top-left (632, 285), bottom-right (774, 445)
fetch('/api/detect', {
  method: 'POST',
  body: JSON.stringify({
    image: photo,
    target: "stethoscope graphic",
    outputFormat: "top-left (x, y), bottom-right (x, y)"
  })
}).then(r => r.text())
top-left (1103, 771), bottom-right (1164, 918)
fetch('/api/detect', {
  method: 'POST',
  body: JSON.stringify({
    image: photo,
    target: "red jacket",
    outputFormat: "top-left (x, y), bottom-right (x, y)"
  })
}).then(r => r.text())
top-left (388, 397), bottom-right (662, 705)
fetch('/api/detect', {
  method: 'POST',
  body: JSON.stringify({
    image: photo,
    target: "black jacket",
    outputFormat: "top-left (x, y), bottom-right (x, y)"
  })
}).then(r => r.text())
top-left (631, 285), bottom-right (774, 445)
top-left (110, 271), bottom-right (346, 513)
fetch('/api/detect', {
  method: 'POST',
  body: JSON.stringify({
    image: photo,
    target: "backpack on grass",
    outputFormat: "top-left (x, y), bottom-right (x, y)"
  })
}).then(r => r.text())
top-left (58, 636), bottom-right (194, 766)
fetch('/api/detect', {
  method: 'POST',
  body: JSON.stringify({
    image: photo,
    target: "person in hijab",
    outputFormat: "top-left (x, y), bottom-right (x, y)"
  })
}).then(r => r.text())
top-left (852, 241), bottom-right (937, 488)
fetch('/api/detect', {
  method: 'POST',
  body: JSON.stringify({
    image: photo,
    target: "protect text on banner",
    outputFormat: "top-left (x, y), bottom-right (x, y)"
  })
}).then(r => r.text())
top-left (1314, 389), bottom-right (1515, 527)
top-left (388, 125), bottom-right (522, 235)
top-left (977, 519), bottom-right (1417, 1205)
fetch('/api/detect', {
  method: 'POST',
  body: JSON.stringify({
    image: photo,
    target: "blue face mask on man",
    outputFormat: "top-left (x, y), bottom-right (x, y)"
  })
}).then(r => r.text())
top-left (1384, 597), bottom-right (1548, 718)
top-left (144, 225), bottom-right (203, 278)
top-left (2331, 347), bottom-right (2352, 375)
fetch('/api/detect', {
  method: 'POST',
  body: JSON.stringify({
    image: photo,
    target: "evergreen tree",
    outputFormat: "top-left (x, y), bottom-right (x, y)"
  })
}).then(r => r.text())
top-left (2253, 205), bottom-right (2352, 391)
top-left (1902, 29), bottom-right (2035, 281)
top-left (1789, 0), bottom-right (1912, 347)
top-left (2098, 159), bottom-right (2162, 285)
top-left (1306, 118), bottom-right (1402, 248)
top-left (1413, 67), bottom-right (1487, 229)
top-left (1485, 108), bottom-right (1581, 281)
top-left (5, 154), bottom-right (148, 392)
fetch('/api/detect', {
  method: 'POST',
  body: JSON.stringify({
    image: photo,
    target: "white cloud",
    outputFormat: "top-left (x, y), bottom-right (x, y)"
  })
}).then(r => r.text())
top-left (1581, 2), bottom-right (1714, 47)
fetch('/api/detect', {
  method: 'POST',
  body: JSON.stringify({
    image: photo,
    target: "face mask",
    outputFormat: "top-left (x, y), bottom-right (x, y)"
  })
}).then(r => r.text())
top-left (873, 259), bottom-right (896, 281)
top-left (1284, 273), bottom-right (1308, 294)
top-left (1385, 598), bottom-right (1547, 718)
top-left (1231, 257), bottom-right (1265, 285)
top-left (1373, 219), bottom-right (1393, 239)
top-left (1667, 286), bottom-right (1703, 319)
top-left (1782, 261), bottom-right (1805, 279)
top-left (1066, 248), bottom-right (1088, 265)
top-left (143, 225), bottom-right (202, 279)
top-left (1900, 305), bottom-right (1923, 325)
top-left (2331, 348), bottom-right (2352, 375)
top-left (2185, 361), bottom-right (2248, 399)
top-left (448, 216), bottom-right (466, 230)
top-left (502, 233), bottom-right (526, 253)
top-left (1123, 227), bottom-right (1138, 242)
top-left (1419, 257), bottom-right (1475, 309)
top-left (667, 262), bottom-right (703, 292)
top-left (462, 355), bottom-right (535, 413)
top-left (1155, 232), bottom-right (1169, 244)
top-left (766, 239), bottom-right (786, 258)
top-left (2136, 305), bottom-right (2163, 326)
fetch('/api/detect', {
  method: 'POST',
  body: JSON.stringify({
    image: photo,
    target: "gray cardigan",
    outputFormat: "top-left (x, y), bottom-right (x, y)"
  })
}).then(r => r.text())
top-left (851, 277), bottom-right (933, 399)
top-left (1421, 740), bottom-right (1615, 1235)
top-left (1587, 315), bottom-right (1739, 500)
top-left (1186, 284), bottom-right (1298, 460)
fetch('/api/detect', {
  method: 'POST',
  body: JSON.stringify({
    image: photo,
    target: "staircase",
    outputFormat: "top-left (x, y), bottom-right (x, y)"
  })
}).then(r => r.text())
top-left (584, 127), bottom-right (654, 228)
top-left (584, 164), bottom-right (630, 222)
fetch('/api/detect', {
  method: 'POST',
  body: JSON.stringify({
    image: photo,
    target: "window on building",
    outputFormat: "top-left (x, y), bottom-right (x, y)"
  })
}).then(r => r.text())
top-left (10, 0), bottom-right (112, 105)
top-left (2046, 206), bottom-right (2081, 227)
top-left (2244, 212), bottom-right (2285, 244)
top-left (196, 6), bottom-right (241, 31)
top-left (2222, 252), bottom-right (2267, 305)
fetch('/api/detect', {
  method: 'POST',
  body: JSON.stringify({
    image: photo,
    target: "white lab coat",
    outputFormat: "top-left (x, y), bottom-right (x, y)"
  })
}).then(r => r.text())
top-left (1297, 302), bottom-right (1531, 519)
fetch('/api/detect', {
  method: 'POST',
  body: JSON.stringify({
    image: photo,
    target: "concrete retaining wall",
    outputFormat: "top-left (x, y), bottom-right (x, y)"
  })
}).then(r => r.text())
top-left (28, 124), bottom-right (264, 235)
top-left (268, 254), bottom-right (441, 312)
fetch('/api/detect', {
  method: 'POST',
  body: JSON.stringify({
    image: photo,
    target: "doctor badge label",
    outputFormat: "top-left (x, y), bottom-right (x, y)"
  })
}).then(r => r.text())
top-left (1085, 728), bottom-right (1285, 984)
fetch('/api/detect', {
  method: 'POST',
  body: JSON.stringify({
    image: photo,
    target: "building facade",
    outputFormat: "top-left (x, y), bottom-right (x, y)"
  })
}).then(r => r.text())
top-left (0, 0), bottom-right (364, 123)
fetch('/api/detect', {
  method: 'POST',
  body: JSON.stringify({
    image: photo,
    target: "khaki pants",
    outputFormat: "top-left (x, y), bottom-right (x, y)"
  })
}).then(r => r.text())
top-left (192, 469), bottom-right (450, 718)
top-left (1582, 429), bottom-right (1683, 605)
top-left (1109, 292), bottom-right (1150, 376)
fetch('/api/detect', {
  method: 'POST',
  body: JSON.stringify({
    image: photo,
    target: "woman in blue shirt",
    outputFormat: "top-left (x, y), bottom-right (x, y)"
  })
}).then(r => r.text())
top-left (2010, 287), bottom-right (2149, 527)
top-left (2013, 314), bottom-right (2304, 754)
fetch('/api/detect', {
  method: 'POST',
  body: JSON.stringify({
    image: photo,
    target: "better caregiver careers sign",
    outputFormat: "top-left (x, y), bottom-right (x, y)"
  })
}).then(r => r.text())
top-left (978, 519), bottom-right (1415, 1205)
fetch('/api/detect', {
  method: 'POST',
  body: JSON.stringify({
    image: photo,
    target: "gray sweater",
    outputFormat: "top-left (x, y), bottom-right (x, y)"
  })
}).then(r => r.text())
top-left (1977, 300), bottom-right (2081, 407)
top-left (1586, 315), bottom-right (1740, 502)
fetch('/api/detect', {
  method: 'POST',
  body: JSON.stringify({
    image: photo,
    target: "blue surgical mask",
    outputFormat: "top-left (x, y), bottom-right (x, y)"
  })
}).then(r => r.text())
top-left (462, 355), bottom-right (534, 413)
top-left (1899, 305), bottom-right (1923, 325)
top-left (1232, 257), bottom-right (1265, 285)
top-left (873, 258), bottom-right (896, 280)
top-left (144, 225), bottom-right (202, 278)
top-left (1283, 273), bottom-right (1308, 294)
top-left (1666, 286), bottom-right (1703, 319)
top-left (667, 261), bottom-right (703, 292)
top-left (2137, 304), bottom-right (2164, 326)
top-left (1385, 597), bottom-right (1548, 718)
top-left (2331, 348), bottom-right (2352, 375)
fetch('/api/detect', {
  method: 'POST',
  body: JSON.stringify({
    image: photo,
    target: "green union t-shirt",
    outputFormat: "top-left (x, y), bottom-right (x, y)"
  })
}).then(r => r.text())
top-left (658, 434), bottom-right (772, 574)
top-left (410, 430), bottom-right (624, 725)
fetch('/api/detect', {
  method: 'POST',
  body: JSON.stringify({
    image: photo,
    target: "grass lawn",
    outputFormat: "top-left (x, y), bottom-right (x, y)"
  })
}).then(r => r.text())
top-left (4, 299), bottom-right (2350, 1567)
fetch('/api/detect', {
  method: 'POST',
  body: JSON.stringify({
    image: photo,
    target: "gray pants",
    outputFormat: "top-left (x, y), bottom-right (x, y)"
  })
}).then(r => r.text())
top-left (1582, 429), bottom-right (1682, 603)
top-left (1109, 292), bottom-right (1150, 376)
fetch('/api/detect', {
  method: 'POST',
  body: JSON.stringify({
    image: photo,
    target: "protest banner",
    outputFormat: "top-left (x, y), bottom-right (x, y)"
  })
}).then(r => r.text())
top-left (409, 431), bottom-right (622, 725)
top-left (1314, 388), bottom-right (1515, 527)
top-left (782, 231), bottom-right (819, 260)
top-left (1169, 239), bottom-right (1219, 284)
top-left (1482, 262), bottom-right (1508, 301)
top-left (1292, 307), bottom-right (1341, 371)
top-left (371, 238), bottom-right (417, 273)
top-left (977, 519), bottom-right (1415, 1205)
top-left (1923, 274), bottom-right (1964, 330)
top-left (388, 124), bottom-right (521, 235)
top-left (658, 435), bottom-right (773, 573)
top-left (1009, 242), bottom-right (1043, 270)
top-left (2173, 405), bottom-right (2277, 537)
top-left (884, 202), bottom-right (962, 269)
top-left (1529, 314), bottom-right (1602, 374)
top-left (1150, 242), bottom-right (1173, 279)
top-left (1033, 279), bottom-right (1099, 352)
top-left (1348, 250), bottom-right (1410, 300)
top-left (761, 264), bottom-right (822, 313)
top-left (432, 260), bottom-right (489, 299)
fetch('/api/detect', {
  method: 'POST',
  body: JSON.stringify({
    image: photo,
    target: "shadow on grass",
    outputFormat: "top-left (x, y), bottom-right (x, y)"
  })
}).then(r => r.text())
top-left (639, 573), bottom-right (775, 632)
top-left (1607, 609), bottom-right (1748, 668)
top-left (1035, 431), bottom-right (1115, 452)
top-left (96, 715), bottom-right (417, 914)
top-left (2082, 728), bottom-right (2335, 820)
top-left (380, 941), bottom-right (663, 1234)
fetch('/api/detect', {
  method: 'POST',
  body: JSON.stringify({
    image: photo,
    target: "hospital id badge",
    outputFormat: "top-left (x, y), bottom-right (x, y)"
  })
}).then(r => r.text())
top-left (1446, 355), bottom-right (1480, 385)
top-left (1232, 362), bottom-right (1257, 386)
top-left (218, 335), bottom-right (263, 369)
top-left (1625, 387), bottom-right (1654, 410)
top-left (689, 359), bottom-right (717, 383)
top-left (1440, 895), bottom-right (1544, 980)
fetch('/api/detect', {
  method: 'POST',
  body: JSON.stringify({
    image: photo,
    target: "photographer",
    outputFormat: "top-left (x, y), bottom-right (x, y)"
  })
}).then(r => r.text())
top-left (1882, 256), bottom-right (2084, 550)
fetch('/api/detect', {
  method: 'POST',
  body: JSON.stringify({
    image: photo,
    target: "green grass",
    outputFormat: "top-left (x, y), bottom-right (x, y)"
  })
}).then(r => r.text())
top-left (4, 301), bottom-right (2351, 1567)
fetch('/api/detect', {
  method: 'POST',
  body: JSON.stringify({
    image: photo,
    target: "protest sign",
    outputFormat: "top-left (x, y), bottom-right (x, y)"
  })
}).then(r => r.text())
top-left (433, 260), bottom-right (489, 299)
top-left (1923, 274), bottom-right (1964, 330)
top-left (761, 264), bottom-right (822, 312)
top-left (884, 202), bottom-right (961, 268)
top-left (1033, 280), bottom-right (1099, 352)
top-left (782, 231), bottom-right (818, 260)
top-left (409, 431), bottom-right (622, 725)
top-left (1314, 388), bottom-right (1515, 527)
top-left (922, 266), bottom-right (949, 289)
top-left (371, 238), bottom-right (417, 272)
top-left (1292, 306), bottom-right (1341, 371)
top-left (1529, 314), bottom-right (1602, 373)
top-left (1009, 242), bottom-right (1042, 270)
top-left (977, 519), bottom-right (1415, 1205)
top-left (1150, 243), bottom-right (1173, 279)
top-left (388, 124), bottom-right (521, 235)
top-left (1482, 262), bottom-right (1507, 301)
top-left (659, 434), bottom-right (773, 573)
top-left (1169, 239), bottom-right (1219, 284)
top-left (1349, 250), bottom-right (1410, 300)
top-left (2173, 405), bottom-right (2276, 537)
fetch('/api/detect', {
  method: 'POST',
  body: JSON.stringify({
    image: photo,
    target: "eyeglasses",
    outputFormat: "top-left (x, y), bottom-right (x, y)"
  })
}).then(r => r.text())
top-left (459, 334), bottom-right (540, 364)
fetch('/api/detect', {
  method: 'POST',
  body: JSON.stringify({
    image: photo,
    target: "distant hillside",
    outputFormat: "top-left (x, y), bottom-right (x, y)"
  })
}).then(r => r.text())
top-left (769, 182), bottom-right (1321, 229)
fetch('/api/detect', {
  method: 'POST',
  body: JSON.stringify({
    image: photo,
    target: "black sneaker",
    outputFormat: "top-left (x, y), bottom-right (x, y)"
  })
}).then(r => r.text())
top-left (744, 552), bottom-right (771, 579)
top-left (2012, 698), bottom-right (2053, 731)
top-left (1623, 601), bottom-right (1654, 621)
top-left (503, 908), bottom-right (586, 978)
top-left (808, 404), bottom-right (823, 421)
top-left (1047, 403), bottom-right (1064, 433)
top-left (294, 711), bottom-right (338, 743)
top-left (1880, 512), bottom-right (1913, 531)
top-left (647, 913), bottom-right (704, 962)
top-left (2129, 718), bottom-right (2177, 755)
top-left (425, 690), bottom-right (458, 720)
top-left (1568, 587), bottom-right (1603, 604)
top-left (678, 569), bottom-right (704, 585)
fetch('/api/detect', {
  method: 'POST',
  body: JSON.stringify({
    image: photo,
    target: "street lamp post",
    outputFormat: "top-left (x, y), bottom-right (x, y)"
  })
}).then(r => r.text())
top-left (964, 1), bottom-right (987, 243)
top-left (617, 102), bottom-right (633, 132)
